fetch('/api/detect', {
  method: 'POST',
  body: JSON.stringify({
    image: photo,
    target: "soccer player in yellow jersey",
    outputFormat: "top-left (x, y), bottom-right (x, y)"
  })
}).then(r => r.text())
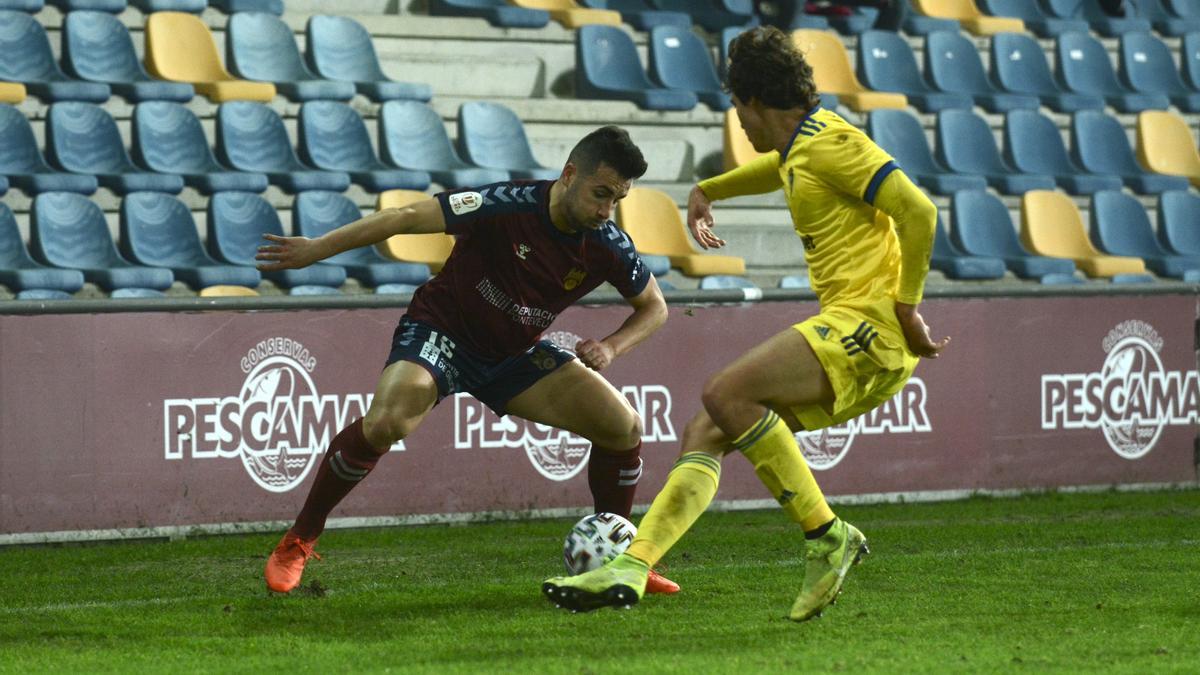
top-left (543, 26), bottom-right (950, 620)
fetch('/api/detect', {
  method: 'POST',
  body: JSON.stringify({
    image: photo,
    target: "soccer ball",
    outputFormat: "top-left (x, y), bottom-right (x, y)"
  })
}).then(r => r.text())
top-left (562, 512), bottom-right (637, 575)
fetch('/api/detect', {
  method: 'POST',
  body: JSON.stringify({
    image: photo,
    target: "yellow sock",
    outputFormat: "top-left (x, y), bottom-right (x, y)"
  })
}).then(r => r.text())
top-left (734, 410), bottom-right (835, 532)
top-left (625, 452), bottom-right (721, 568)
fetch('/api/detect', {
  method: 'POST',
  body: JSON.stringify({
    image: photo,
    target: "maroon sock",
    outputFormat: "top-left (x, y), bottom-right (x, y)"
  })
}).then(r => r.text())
top-left (587, 442), bottom-right (642, 519)
top-left (291, 418), bottom-right (387, 540)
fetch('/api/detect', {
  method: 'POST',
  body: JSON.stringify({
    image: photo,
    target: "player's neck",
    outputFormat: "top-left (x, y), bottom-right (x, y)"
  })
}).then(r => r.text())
top-left (770, 108), bottom-right (814, 155)
top-left (547, 180), bottom-right (578, 235)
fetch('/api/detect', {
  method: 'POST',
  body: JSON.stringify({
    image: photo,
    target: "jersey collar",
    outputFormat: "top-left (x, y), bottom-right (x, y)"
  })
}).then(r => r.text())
top-left (782, 105), bottom-right (822, 163)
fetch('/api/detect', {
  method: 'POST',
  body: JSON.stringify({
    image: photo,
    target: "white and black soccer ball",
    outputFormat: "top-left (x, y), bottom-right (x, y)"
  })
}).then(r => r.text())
top-left (562, 512), bottom-right (637, 575)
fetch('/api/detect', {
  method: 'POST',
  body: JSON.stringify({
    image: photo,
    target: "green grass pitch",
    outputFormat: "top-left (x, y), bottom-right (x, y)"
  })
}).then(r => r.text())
top-left (1, 489), bottom-right (1197, 673)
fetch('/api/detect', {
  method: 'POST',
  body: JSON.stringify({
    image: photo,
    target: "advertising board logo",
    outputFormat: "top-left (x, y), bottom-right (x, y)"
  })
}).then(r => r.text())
top-left (163, 337), bottom-right (401, 493)
top-left (1041, 320), bottom-right (1199, 459)
top-left (794, 377), bottom-right (932, 470)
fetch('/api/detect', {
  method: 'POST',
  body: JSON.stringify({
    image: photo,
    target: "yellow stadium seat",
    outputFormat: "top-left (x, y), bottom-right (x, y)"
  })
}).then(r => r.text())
top-left (200, 285), bottom-right (260, 297)
top-left (509, 0), bottom-right (622, 28)
top-left (1136, 110), bottom-right (1200, 189)
top-left (0, 82), bottom-right (25, 104)
top-left (1020, 190), bottom-right (1145, 278)
top-left (617, 187), bottom-right (746, 277)
top-left (911, 0), bottom-right (1025, 36)
top-left (723, 109), bottom-right (774, 172)
top-left (144, 12), bottom-right (276, 103)
top-left (375, 190), bottom-right (456, 274)
top-left (790, 30), bottom-right (907, 112)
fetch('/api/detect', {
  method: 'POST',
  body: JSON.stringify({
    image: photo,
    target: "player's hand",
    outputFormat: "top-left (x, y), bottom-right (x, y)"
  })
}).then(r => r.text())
top-left (894, 301), bottom-right (950, 359)
top-left (686, 185), bottom-right (725, 250)
top-left (255, 234), bottom-right (323, 271)
top-left (575, 338), bottom-right (616, 371)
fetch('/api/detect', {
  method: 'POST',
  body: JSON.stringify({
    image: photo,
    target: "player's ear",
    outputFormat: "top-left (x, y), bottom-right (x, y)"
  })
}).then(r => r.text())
top-left (559, 161), bottom-right (577, 187)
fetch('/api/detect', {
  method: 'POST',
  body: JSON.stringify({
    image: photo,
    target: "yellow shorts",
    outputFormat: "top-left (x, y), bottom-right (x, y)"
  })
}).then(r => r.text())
top-left (790, 303), bottom-right (919, 431)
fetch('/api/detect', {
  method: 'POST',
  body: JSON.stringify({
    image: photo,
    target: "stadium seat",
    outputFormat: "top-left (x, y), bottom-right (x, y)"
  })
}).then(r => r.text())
top-left (896, 0), bottom-right (960, 34)
top-left (1136, 110), bottom-right (1200, 188)
top-left (130, 0), bottom-right (205, 12)
top-left (0, 0), bottom-right (42, 10)
top-left (0, 81), bottom-right (24, 103)
top-left (578, 0), bottom-right (690, 30)
top-left (207, 191), bottom-right (347, 290)
top-left (119, 191), bottom-right (263, 290)
top-left (910, 0), bottom-right (1024, 35)
top-left (46, 103), bottom-right (185, 195)
top-left (1138, 0), bottom-right (1200, 36)
top-left (509, 0), bottom-right (621, 28)
top-left (647, 25), bottom-right (729, 111)
top-left (375, 190), bottom-right (456, 274)
top-left (723, 108), bottom-right (769, 172)
top-left (379, 101), bottom-right (508, 189)
top-left (930, 213), bottom-right (1007, 279)
top-left (949, 189), bottom-right (1076, 280)
top-left (47, 0), bottom-right (127, 12)
top-left (640, 253), bottom-right (670, 277)
top-left (133, 102), bottom-right (269, 194)
top-left (0, 104), bottom-right (99, 195)
top-left (650, 0), bottom-right (756, 33)
top-left (456, 101), bottom-right (562, 180)
top-left (1003, 109), bottom-right (1123, 195)
top-left (199, 284), bottom-right (259, 297)
top-left (617, 187), bottom-right (745, 276)
top-left (0, 202), bottom-right (86, 294)
top-left (61, 11), bottom-right (194, 103)
top-left (30, 192), bottom-right (175, 291)
top-left (1184, 32), bottom-right (1200, 93)
top-left (778, 274), bottom-right (811, 289)
top-left (144, 12), bottom-right (276, 103)
top-left (936, 109), bottom-right (1054, 195)
top-left (1158, 190), bottom-right (1200, 256)
top-left (575, 25), bottom-right (698, 111)
top-left (925, 30), bottom-right (1037, 113)
top-left (1070, 110), bottom-right (1190, 194)
top-left (0, 174), bottom-right (7, 194)
top-left (216, 101), bottom-right (351, 193)
top-left (428, 0), bottom-right (551, 29)
top-left (110, 287), bottom-right (167, 298)
top-left (0, 11), bottom-right (111, 103)
top-left (1088, 190), bottom-right (1200, 279)
top-left (298, 101), bottom-right (431, 192)
top-left (1056, 32), bottom-right (1168, 113)
top-left (209, 0), bottom-right (283, 13)
top-left (1119, 32), bottom-right (1200, 113)
top-left (226, 12), bottom-right (356, 103)
top-left (1019, 190), bottom-right (1146, 278)
top-left (977, 0), bottom-right (1086, 37)
top-left (990, 32), bottom-right (1103, 113)
top-left (699, 274), bottom-right (758, 290)
top-left (857, 30), bottom-right (972, 112)
top-left (305, 15), bottom-right (433, 102)
top-left (15, 288), bottom-right (75, 300)
top-left (791, 29), bottom-right (907, 112)
top-left (1042, 0), bottom-right (1151, 37)
top-left (867, 109), bottom-right (987, 195)
top-left (294, 191), bottom-right (432, 288)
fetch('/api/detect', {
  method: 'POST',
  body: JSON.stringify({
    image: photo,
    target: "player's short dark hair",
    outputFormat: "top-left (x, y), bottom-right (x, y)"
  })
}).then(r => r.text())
top-left (725, 26), bottom-right (820, 111)
top-left (567, 126), bottom-right (648, 181)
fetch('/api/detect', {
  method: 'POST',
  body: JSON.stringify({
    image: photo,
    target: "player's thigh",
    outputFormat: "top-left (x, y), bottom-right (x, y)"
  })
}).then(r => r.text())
top-left (362, 359), bottom-right (439, 446)
top-left (703, 325), bottom-right (834, 424)
top-left (504, 360), bottom-right (641, 450)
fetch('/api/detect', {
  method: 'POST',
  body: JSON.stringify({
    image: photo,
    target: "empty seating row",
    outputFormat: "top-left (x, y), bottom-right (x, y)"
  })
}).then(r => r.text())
top-left (431, 0), bottom-right (757, 33)
top-left (0, 0), bottom-right (282, 15)
top-left (982, 0), bottom-right (1200, 38)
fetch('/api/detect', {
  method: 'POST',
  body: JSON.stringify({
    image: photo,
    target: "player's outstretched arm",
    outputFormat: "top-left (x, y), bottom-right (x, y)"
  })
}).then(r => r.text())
top-left (256, 198), bottom-right (447, 271)
top-left (686, 185), bottom-right (725, 250)
top-left (688, 154), bottom-right (782, 250)
top-left (576, 277), bottom-right (668, 371)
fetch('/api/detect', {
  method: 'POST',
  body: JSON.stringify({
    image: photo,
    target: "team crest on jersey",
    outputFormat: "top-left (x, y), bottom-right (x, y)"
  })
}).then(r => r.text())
top-left (449, 191), bottom-right (483, 215)
top-left (562, 267), bottom-right (586, 290)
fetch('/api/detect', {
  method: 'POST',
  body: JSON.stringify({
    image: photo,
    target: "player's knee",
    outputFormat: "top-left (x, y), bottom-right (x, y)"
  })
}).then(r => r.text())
top-left (700, 371), bottom-right (739, 419)
top-left (593, 407), bottom-right (642, 451)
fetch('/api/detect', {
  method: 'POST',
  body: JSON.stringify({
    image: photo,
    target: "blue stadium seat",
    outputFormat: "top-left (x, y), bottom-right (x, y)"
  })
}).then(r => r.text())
top-left (778, 274), bottom-right (811, 289)
top-left (1003, 109), bottom-right (1123, 195)
top-left (648, 25), bottom-right (730, 111)
top-left (978, 0), bottom-right (1086, 37)
top-left (456, 101), bottom-right (562, 180)
top-left (216, 101), bottom-right (351, 193)
top-left (379, 100), bottom-right (508, 189)
top-left (0, 175), bottom-right (7, 194)
top-left (0, 0), bottom-right (43, 10)
top-left (897, 0), bottom-right (959, 34)
top-left (1138, 0), bottom-right (1200, 36)
top-left (46, 103), bottom-right (184, 195)
top-left (641, 253), bottom-right (670, 277)
top-left (1042, 0), bottom-right (1151, 37)
top-left (925, 30), bottom-right (1037, 113)
top-left (0, 104), bottom-right (99, 195)
top-left (1158, 190), bottom-right (1200, 256)
top-left (129, 0), bottom-right (205, 12)
top-left (1184, 32), bottom-right (1200, 93)
top-left (226, 13), bottom-right (355, 103)
top-left (0, 202), bottom-right (86, 294)
top-left (579, 0), bottom-right (690, 30)
top-left (1056, 32), bottom-right (1169, 113)
top-left (1089, 190), bottom-right (1200, 279)
top-left (858, 30), bottom-right (971, 112)
top-left (293, 191), bottom-right (431, 288)
top-left (132, 101), bottom-right (269, 195)
top-left (699, 274), bottom-right (758, 290)
top-left (1167, 0), bottom-right (1200, 26)
top-left (990, 32), bottom-right (1102, 113)
top-left (649, 0), bottom-right (756, 32)
top-left (1119, 32), bottom-right (1200, 113)
top-left (932, 213), bottom-right (1007, 279)
top-left (1070, 110), bottom-right (1190, 194)
top-left (576, 25), bottom-right (698, 111)
top-left (62, 11), bottom-right (193, 103)
top-left (31, 192), bottom-right (174, 291)
top-left (936, 109), bottom-right (1055, 195)
top-left (0, 11), bottom-right (111, 103)
top-left (949, 189), bottom-right (1076, 279)
top-left (298, 101), bottom-right (431, 192)
top-left (47, 0), bottom-right (127, 12)
top-left (110, 287), bottom-right (167, 297)
top-left (288, 285), bottom-right (342, 296)
top-left (17, 288), bottom-right (76, 300)
top-left (119, 191), bottom-right (262, 289)
top-left (305, 15), bottom-right (432, 103)
top-left (867, 109), bottom-right (987, 194)
top-left (210, 0), bottom-right (282, 13)
top-left (428, 0), bottom-right (550, 29)
top-left (207, 191), bottom-right (347, 290)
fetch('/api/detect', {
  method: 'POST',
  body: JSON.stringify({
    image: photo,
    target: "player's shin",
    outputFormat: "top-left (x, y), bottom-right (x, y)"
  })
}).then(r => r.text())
top-left (735, 410), bottom-right (835, 533)
top-left (624, 452), bottom-right (721, 568)
top-left (587, 442), bottom-right (642, 519)
top-left (291, 418), bottom-right (388, 540)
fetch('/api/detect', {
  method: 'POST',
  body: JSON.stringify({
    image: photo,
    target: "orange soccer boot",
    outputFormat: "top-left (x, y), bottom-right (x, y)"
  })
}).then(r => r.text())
top-left (264, 531), bottom-right (321, 593)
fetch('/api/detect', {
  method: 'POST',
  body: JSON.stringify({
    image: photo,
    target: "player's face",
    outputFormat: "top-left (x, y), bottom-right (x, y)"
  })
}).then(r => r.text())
top-left (732, 95), bottom-right (771, 153)
top-left (563, 162), bottom-right (632, 231)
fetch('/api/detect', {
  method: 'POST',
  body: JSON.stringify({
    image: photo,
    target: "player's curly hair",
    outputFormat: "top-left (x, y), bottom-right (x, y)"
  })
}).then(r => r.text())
top-left (568, 125), bottom-right (648, 180)
top-left (725, 26), bottom-right (820, 111)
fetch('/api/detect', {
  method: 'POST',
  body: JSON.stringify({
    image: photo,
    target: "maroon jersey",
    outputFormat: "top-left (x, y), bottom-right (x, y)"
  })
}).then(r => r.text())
top-left (405, 180), bottom-right (651, 360)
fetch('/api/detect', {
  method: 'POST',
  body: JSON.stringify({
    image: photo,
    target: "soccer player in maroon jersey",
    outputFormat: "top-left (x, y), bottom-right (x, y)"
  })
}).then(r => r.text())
top-left (255, 126), bottom-right (679, 595)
